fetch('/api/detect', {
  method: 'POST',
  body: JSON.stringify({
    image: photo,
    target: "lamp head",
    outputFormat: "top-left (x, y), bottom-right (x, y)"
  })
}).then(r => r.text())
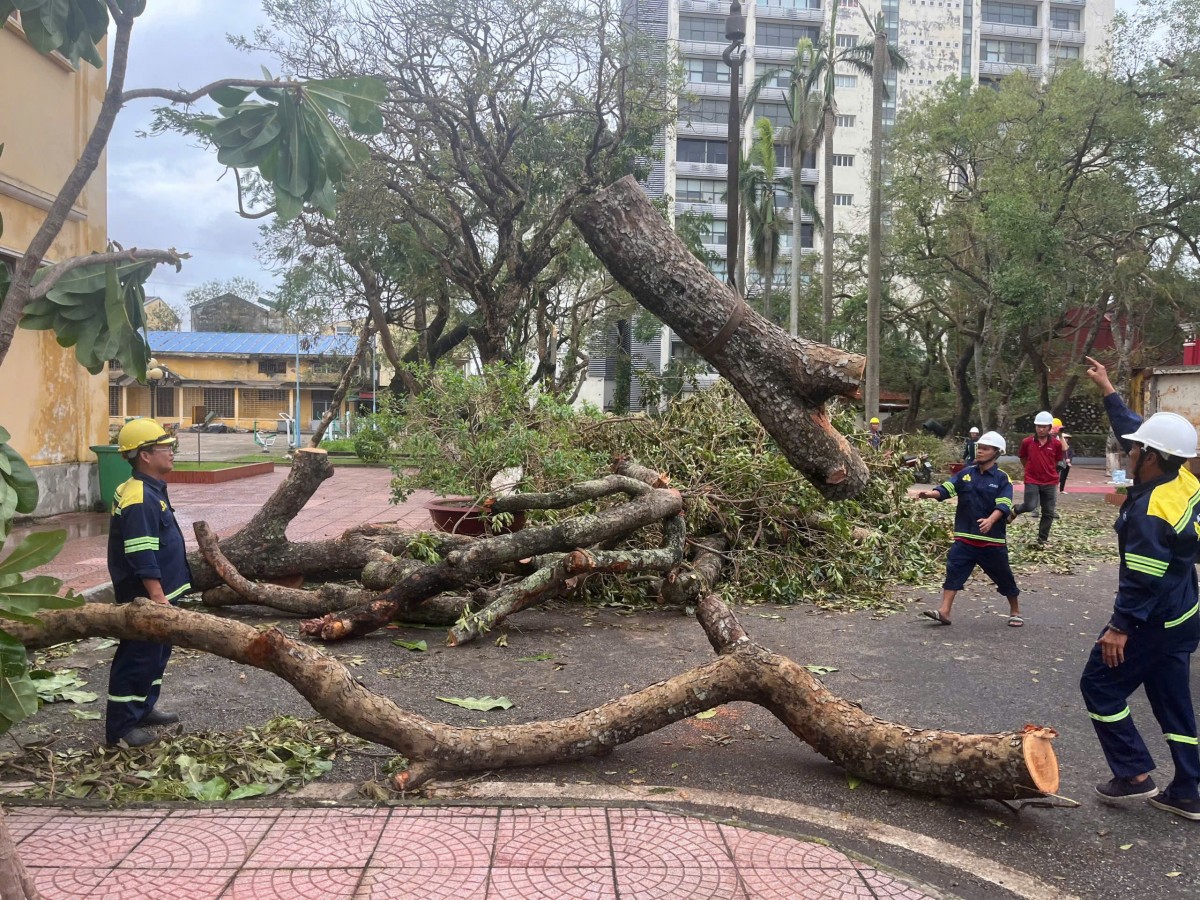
top-left (725, 1), bottom-right (745, 43)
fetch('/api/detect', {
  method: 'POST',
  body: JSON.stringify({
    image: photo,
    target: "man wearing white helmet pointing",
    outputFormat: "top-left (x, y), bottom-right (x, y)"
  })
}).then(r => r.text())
top-left (1081, 356), bottom-right (1200, 821)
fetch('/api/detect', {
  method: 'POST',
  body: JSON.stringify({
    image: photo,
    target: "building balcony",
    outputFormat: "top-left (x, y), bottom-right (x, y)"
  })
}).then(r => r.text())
top-left (1049, 28), bottom-right (1085, 45)
top-left (678, 120), bottom-right (729, 138)
top-left (682, 80), bottom-right (740, 99)
top-left (1050, 0), bottom-right (1086, 6)
top-left (978, 59), bottom-right (1041, 78)
top-left (676, 201), bottom-right (728, 218)
top-left (679, 39), bottom-right (728, 58)
top-left (754, 43), bottom-right (809, 64)
top-left (676, 160), bottom-right (731, 179)
top-left (777, 165), bottom-right (821, 184)
top-left (679, 0), bottom-right (740, 14)
top-left (753, 3), bottom-right (824, 25)
top-left (977, 21), bottom-right (1043, 40)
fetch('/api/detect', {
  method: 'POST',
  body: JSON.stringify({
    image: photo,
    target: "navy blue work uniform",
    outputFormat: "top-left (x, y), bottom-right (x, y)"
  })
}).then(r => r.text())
top-left (105, 471), bottom-right (192, 744)
top-left (1080, 393), bottom-right (1200, 800)
top-left (930, 464), bottom-right (1019, 598)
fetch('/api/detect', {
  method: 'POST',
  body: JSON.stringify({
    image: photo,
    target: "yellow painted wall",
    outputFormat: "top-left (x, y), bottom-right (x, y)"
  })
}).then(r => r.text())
top-left (0, 20), bottom-right (108, 470)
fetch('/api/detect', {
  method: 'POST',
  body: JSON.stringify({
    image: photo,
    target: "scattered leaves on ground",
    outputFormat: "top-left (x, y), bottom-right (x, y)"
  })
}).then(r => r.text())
top-left (391, 639), bottom-right (427, 652)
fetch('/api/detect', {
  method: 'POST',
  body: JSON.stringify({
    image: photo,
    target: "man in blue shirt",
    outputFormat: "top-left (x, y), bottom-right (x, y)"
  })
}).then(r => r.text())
top-left (1081, 357), bottom-right (1200, 821)
top-left (915, 431), bottom-right (1022, 627)
top-left (105, 418), bottom-right (192, 749)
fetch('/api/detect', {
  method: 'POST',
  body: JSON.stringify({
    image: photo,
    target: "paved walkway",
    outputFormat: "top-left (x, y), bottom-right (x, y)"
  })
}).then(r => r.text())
top-left (6, 805), bottom-right (932, 899)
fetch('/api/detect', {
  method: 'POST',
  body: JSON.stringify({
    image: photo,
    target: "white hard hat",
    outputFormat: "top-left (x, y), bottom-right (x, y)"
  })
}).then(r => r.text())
top-left (1122, 412), bottom-right (1198, 459)
top-left (1034, 411), bottom-right (1054, 426)
top-left (977, 431), bottom-right (1006, 453)
top-left (969, 426), bottom-right (980, 434)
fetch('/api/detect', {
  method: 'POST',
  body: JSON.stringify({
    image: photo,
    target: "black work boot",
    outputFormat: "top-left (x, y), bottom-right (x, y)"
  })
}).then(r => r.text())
top-left (142, 707), bottom-right (180, 726)
top-left (109, 727), bottom-right (157, 749)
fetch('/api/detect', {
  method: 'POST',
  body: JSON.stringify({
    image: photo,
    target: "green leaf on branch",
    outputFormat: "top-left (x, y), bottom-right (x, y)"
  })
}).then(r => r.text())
top-left (0, 443), bottom-right (39, 516)
top-left (391, 639), bottom-right (427, 652)
top-left (0, 531), bottom-right (67, 576)
top-left (437, 696), bottom-right (514, 711)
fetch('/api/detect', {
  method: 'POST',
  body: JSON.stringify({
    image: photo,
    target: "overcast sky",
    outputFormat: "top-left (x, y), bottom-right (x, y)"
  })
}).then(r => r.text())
top-left (106, 1), bottom-right (1141, 323)
top-left (107, 2), bottom-right (279, 318)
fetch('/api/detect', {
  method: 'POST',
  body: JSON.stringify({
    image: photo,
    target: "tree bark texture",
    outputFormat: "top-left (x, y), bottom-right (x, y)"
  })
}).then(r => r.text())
top-left (660, 534), bottom-right (729, 606)
top-left (13, 598), bottom-right (1057, 801)
top-left (573, 176), bottom-right (869, 500)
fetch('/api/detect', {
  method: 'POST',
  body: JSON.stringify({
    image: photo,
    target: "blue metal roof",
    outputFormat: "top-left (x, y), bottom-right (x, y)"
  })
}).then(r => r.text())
top-left (147, 331), bottom-right (358, 357)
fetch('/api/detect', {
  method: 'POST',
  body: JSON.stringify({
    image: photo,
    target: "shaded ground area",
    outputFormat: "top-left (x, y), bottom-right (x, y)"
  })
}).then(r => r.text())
top-left (4, 491), bottom-right (1197, 898)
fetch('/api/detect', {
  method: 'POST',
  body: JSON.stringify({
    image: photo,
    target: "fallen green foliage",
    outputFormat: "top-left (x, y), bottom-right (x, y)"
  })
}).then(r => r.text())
top-left (0, 716), bottom-right (353, 804)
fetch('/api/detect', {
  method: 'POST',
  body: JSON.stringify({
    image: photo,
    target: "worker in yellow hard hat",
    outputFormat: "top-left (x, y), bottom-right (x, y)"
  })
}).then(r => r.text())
top-left (105, 418), bottom-right (191, 749)
top-left (868, 416), bottom-right (883, 450)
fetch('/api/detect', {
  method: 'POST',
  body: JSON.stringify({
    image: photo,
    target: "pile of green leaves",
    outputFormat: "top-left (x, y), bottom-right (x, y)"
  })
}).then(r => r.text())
top-left (1, 716), bottom-right (350, 803)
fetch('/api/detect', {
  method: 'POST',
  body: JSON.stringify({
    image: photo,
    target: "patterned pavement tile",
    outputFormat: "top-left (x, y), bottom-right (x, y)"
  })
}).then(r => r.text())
top-left (246, 812), bottom-right (387, 869)
top-left (493, 808), bottom-right (611, 868)
top-left (5, 808), bottom-right (58, 843)
top-left (221, 867), bottom-right (364, 899)
top-left (488, 866), bottom-right (617, 898)
top-left (615, 866), bottom-right (747, 899)
top-left (720, 826), bottom-right (857, 870)
top-left (357, 866), bottom-right (489, 899)
top-left (608, 809), bottom-right (734, 870)
top-left (118, 814), bottom-right (275, 869)
top-left (741, 868), bottom-right (876, 900)
top-left (854, 863), bottom-right (936, 899)
top-left (28, 868), bottom-right (112, 899)
top-left (18, 814), bottom-right (165, 868)
top-left (57, 868), bottom-right (232, 899)
top-left (374, 814), bottom-right (497, 869)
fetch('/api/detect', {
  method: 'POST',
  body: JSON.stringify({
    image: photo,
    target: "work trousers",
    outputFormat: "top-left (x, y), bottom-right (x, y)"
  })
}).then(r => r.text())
top-left (1014, 482), bottom-right (1058, 543)
top-left (1080, 610), bottom-right (1200, 800)
top-left (106, 639), bottom-right (172, 744)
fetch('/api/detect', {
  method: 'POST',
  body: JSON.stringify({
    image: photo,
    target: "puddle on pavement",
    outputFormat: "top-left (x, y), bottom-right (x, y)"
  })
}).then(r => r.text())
top-left (8, 512), bottom-right (109, 543)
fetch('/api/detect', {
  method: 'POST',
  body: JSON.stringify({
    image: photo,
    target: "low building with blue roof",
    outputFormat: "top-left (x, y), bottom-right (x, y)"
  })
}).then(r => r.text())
top-left (107, 331), bottom-right (372, 434)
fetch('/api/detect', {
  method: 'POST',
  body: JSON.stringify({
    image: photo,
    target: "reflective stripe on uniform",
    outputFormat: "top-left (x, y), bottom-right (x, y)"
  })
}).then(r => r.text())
top-left (941, 481), bottom-right (956, 497)
top-left (1124, 552), bottom-right (1168, 577)
top-left (124, 536), bottom-right (160, 554)
top-left (1089, 706), bottom-right (1132, 724)
top-left (1165, 733), bottom-right (1199, 745)
top-left (1165, 602), bottom-right (1200, 629)
top-left (953, 531), bottom-right (1005, 544)
top-left (164, 583), bottom-right (191, 601)
top-left (108, 693), bottom-right (148, 703)
top-left (151, 678), bottom-right (163, 687)
top-left (996, 497), bottom-right (1013, 509)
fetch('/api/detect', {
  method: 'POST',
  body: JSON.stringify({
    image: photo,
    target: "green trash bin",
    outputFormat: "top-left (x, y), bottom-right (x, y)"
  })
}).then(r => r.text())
top-left (91, 444), bottom-right (131, 512)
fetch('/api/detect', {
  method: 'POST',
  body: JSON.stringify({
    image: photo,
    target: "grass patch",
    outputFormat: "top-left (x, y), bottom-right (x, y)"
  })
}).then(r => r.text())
top-left (171, 460), bottom-right (255, 472)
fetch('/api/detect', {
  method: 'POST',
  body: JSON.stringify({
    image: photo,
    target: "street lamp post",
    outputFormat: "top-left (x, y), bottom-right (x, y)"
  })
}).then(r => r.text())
top-left (147, 357), bottom-right (164, 420)
top-left (723, 1), bottom-right (746, 291)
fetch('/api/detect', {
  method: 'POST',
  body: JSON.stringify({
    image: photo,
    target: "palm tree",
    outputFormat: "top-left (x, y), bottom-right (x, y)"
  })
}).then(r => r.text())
top-left (744, 38), bottom-right (824, 337)
top-left (742, 118), bottom-right (786, 317)
top-left (809, 9), bottom-right (906, 344)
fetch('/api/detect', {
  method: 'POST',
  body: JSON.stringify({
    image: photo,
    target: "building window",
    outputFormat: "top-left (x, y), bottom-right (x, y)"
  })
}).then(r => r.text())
top-left (981, 40), bottom-right (1037, 65)
top-left (679, 15), bottom-right (726, 42)
top-left (1049, 7), bottom-right (1081, 30)
top-left (676, 178), bottom-right (726, 204)
top-left (685, 58), bottom-right (729, 85)
top-left (839, 0), bottom-right (858, 7)
top-left (1051, 44), bottom-right (1081, 61)
top-left (108, 386), bottom-right (122, 417)
top-left (678, 138), bottom-right (728, 165)
top-left (203, 388), bottom-right (235, 419)
top-left (758, 0), bottom-right (823, 9)
top-left (775, 145), bottom-right (817, 169)
top-left (832, 154), bottom-right (855, 166)
top-left (108, 358), bottom-right (123, 371)
top-left (758, 22), bottom-right (820, 49)
top-left (835, 114), bottom-right (856, 127)
top-left (756, 102), bottom-right (792, 128)
top-left (834, 193), bottom-right (854, 205)
top-left (703, 219), bottom-right (729, 245)
top-left (707, 258), bottom-right (728, 279)
top-left (836, 34), bottom-right (858, 48)
top-left (258, 359), bottom-right (287, 376)
top-left (153, 386), bottom-right (176, 418)
top-left (834, 74), bottom-right (858, 88)
top-left (679, 97), bottom-right (728, 124)
top-left (239, 388), bottom-right (289, 420)
top-left (980, 1), bottom-right (1037, 26)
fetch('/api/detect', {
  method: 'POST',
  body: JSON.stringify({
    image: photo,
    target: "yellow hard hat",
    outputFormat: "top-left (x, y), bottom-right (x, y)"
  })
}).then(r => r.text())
top-left (869, 417), bottom-right (880, 424)
top-left (1052, 417), bottom-right (1063, 428)
top-left (117, 418), bottom-right (175, 454)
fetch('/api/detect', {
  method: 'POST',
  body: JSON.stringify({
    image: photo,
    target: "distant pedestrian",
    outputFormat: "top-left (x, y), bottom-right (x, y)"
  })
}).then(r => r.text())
top-left (1058, 430), bottom-right (1074, 492)
top-left (1080, 356), bottom-right (1200, 821)
top-left (105, 419), bottom-right (191, 749)
top-left (1009, 411), bottom-right (1065, 547)
top-left (915, 431), bottom-right (1022, 627)
top-left (868, 417), bottom-right (883, 450)
top-left (963, 426), bottom-right (980, 465)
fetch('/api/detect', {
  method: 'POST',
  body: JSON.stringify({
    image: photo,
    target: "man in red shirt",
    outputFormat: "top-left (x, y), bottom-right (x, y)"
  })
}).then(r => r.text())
top-left (1009, 410), bottom-right (1065, 546)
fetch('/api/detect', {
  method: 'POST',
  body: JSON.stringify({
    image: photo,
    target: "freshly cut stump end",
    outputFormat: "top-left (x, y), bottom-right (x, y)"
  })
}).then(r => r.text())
top-left (1021, 725), bottom-right (1060, 796)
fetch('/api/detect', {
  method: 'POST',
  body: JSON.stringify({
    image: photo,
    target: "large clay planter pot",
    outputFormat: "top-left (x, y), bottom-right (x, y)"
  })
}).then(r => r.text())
top-left (424, 497), bottom-right (527, 536)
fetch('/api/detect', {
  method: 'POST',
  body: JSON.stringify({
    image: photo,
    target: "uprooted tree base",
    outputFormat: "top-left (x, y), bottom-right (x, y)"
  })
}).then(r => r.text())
top-left (11, 447), bottom-right (1061, 804)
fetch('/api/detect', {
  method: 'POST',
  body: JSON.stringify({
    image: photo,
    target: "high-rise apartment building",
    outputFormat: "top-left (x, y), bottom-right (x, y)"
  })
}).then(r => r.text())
top-left (580, 0), bottom-right (1113, 410)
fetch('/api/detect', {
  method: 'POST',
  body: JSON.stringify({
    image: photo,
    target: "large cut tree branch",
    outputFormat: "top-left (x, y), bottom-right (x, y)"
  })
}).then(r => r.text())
top-left (13, 597), bottom-right (1057, 801)
top-left (573, 177), bottom-right (869, 500)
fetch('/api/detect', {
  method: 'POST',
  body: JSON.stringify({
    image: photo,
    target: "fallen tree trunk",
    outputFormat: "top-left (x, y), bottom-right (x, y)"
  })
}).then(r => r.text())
top-left (661, 534), bottom-right (728, 605)
top-left (573, 176), bottom-right (870, 500)
top-left (13, 596), bottom-right (1056, 801)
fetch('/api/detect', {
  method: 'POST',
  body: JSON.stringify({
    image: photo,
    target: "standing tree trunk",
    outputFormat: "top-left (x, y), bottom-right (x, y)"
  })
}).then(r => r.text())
top-left (822, 105), bottom-right (837, 344)
top-left (790, 154), bottom-right (803, 337)
top-left (865, 20), bottom-right (887, 423)
top-left (573, 176), bottom-right (869, 499)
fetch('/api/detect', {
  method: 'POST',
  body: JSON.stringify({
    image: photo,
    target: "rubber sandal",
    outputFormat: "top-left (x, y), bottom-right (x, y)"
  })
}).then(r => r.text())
top-left (1008, 615), bottom-right (1024, 627)
top-left (922, 610), bottom-right (951, 626)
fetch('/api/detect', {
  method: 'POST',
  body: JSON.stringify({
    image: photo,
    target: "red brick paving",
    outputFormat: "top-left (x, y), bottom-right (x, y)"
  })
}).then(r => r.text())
top-left (7, 806), bottom-right (939, 899)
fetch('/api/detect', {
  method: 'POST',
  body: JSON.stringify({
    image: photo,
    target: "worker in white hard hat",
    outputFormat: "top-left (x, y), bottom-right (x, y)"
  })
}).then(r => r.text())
top-left (914, 430), bottom-right (1022, 627)
top-left (1009, 409), bottom-right (1066, 546)
top-left (963, 426), bottom-right (981, 465)
top-left (1080, 356), bottom-right (1200, 821)
top-left (104, 418), bottom-right (192, 749)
